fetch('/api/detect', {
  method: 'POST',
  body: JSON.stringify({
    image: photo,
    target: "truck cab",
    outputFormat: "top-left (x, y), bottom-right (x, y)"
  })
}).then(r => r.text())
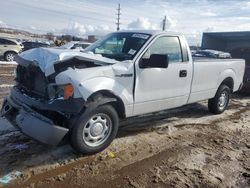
top-left (132, 33), bottom-right (192, 115)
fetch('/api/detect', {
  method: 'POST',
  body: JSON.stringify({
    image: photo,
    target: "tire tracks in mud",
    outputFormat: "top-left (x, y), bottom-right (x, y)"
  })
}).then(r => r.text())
top-left (71, 102), bottom-right (250, 188)
top-left (9, 99), bottom-right (250, 187)
top-left (120, 99), bottom-right (250, 136)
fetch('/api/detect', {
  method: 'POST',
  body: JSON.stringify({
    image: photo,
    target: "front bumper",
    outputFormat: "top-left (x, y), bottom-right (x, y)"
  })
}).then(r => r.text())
top-left (1, 97), bottom-right (69, 146)
top-left (9, 87), bottom-right (85, 114)
top-left (0, 87), bottom-right (85, 146)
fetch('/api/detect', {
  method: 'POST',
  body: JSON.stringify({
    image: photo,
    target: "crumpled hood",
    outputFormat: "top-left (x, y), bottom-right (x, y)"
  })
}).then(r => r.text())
top-left (20, 47), bottom-right (119, 76)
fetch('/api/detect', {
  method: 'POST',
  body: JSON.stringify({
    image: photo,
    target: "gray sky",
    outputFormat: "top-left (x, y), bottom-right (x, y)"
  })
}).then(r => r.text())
top-left (1, 0), bottom-right (250, 44)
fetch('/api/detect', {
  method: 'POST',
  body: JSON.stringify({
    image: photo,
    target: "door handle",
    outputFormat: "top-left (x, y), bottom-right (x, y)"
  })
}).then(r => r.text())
top-left (3, 45), bottom-right (7, 47)
top-left (179, 70), bottom-right (187, 77)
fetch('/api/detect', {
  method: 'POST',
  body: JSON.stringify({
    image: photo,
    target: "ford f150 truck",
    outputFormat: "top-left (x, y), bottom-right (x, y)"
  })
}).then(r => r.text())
top-left (1, 31), bottom-right (245, 154)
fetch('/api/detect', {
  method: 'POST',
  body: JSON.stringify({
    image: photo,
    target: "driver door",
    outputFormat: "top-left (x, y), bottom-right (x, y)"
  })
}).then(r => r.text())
top-left (133, 36), bottom-right (192, 116)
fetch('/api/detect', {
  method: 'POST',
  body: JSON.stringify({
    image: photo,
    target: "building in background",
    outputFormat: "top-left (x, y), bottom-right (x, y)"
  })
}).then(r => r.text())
top-left (201, 31), bottom-right (250, 67)
top-left (202, 31), bottom-right (250, 89)
top-left (87, 35), bottom-right (98, 43)
top-left (202, 31), bottom-right (250, 52)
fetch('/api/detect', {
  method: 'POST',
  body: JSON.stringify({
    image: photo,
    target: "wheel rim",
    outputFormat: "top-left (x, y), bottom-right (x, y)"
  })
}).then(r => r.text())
top-left (6, 53), bottom-right (15, 61)
top-left (82, 113), bottom-right (112, 147)
top-left (218, 91), bottom-right (228, 110)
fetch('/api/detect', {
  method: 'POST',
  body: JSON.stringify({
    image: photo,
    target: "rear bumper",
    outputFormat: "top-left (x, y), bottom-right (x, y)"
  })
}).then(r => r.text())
top-left (238, 82), bottom-right (244, 91)
top-left (1, 97), bottom-right (69, 146)
top-left (242, 76), bottom-right (250, 91)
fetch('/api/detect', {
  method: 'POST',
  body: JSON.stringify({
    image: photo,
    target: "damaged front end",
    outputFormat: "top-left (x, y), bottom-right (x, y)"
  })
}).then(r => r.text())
top-left (1, 97), bottom-right (69, 146)
top-left (0, 53), bottom-right (97, 145)
top-left (1, 46), bottom-right (122, 146)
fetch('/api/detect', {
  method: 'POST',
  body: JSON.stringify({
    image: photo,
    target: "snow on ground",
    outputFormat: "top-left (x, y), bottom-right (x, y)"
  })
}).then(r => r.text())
top-left (0, 61), bottom-right (17, 65)
top-left (0, 84), bottom-right (14, 88)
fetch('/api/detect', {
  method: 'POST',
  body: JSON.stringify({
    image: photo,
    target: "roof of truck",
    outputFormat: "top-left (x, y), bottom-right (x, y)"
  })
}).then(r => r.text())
top-left (114, 30), bottom-right (182, 36)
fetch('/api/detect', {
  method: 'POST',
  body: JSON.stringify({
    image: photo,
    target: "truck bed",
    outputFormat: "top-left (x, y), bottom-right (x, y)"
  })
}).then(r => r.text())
top-left (188, 57), bottom-right (245, 103)
top-left (193, 57), bottom-right (243, 62)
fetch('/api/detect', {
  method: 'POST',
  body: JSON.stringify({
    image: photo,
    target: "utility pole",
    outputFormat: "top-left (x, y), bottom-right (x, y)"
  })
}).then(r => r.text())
top-left (162, 16), bottom-right (166, 31)
top-left (116, 4), bottom-right (121, 31)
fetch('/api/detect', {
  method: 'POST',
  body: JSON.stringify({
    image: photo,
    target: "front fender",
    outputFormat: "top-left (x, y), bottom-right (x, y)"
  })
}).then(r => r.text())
top-left (77, 77), bottom-right (133, 106)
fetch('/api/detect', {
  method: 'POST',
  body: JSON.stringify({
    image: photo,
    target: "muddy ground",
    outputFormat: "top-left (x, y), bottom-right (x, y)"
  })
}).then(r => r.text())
top-left (0, 63), bottom-right (250, 188)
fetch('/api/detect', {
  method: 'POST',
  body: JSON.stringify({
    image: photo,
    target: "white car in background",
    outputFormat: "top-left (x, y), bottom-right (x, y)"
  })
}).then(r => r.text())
top-left (59, 41), bottom-right (91, 51)
top-left (0, 38), bottom-right (23, 61)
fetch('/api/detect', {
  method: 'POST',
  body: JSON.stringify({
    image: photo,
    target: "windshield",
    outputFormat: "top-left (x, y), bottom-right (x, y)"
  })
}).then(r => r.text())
top-left (85, 32), bottom-right (151, 61)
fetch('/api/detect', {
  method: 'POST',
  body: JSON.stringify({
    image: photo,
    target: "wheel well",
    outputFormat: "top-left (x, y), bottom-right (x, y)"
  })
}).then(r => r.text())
top-left (4, 51), bottom-right (17, 57)
top-left (87, 90), bottom-right (126, 119)
top-left (220, 77), bottom-right (234, 92)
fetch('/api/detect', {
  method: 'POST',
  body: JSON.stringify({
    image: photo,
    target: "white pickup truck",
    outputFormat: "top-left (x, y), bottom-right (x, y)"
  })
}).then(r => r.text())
top-left (1, 31), bottom-right (245, 154)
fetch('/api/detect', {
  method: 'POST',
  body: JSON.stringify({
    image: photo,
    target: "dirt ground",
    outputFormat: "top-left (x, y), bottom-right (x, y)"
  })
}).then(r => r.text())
top-left (0, 63), bottom-right (250, 188)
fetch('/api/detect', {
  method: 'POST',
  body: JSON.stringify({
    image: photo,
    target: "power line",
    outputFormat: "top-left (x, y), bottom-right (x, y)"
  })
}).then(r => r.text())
top-left (162, 16), bottom-right (166, 31)
top-left (116, 4), bottom-right (121, 31)
top-left (13, 1), bottom-right (116, 25)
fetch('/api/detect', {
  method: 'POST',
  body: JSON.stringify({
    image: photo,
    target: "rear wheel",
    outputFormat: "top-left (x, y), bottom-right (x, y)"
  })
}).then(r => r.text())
top-left (4, 52), bottom-right (16, 62)
top-left (208, 84), bottom-right (230, 114)
top-left (70, 104), bottom-right (119, 154)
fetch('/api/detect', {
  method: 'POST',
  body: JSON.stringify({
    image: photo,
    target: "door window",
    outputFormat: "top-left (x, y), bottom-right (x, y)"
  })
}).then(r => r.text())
top-left (0, 39), bottom-right (16, 45)
top-left (143, 36), bottom-right (183, 63)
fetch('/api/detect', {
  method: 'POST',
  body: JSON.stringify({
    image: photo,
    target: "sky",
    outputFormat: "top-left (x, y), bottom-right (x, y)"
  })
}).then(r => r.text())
top-left (1, 0), bottom-right (250, 44)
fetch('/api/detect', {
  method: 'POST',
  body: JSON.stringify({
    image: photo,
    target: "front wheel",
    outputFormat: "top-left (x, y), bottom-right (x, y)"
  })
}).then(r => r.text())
top-left (70, 104), bottom-right (119, 154)
top-left (4, 52), bottom-right (16, 62)
top-left (208, 84), bottom-right (230, 114)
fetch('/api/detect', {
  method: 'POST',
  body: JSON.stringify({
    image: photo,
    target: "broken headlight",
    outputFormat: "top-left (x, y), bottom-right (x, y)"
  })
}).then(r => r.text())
top-left (48, 84), bottom-right (74, 100)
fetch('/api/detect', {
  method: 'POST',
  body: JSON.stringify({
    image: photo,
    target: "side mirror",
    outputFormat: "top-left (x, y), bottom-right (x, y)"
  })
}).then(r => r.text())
top-left (139, 54), bottom-right (169, 68)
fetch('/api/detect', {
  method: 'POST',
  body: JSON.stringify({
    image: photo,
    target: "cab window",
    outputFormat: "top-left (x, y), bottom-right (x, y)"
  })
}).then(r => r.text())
top-left (143, 36), bottom-right (183, 63)
top-left (0, 39), bottom-right (16, 45)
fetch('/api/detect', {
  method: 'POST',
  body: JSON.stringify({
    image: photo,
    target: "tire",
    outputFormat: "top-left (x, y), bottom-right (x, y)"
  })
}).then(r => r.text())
top-left (208, 84), bottom-right (230, 114)
top-left (4, 52), bottom-right (16, 62)
top-left (70, 104), bottom-right (119, 154)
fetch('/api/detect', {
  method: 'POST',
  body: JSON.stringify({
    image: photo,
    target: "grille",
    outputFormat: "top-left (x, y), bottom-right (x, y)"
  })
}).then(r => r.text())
top-left (16, 65), bottom-right (48, 98)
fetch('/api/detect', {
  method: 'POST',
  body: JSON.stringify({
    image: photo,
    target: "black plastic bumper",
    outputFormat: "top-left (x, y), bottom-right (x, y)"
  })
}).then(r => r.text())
top-left (0, 87), bottom-right (85, 146)
top-left (1, 97), bottom-right (69, 145)
top-left (9, 87), bottom-right (85, 114)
